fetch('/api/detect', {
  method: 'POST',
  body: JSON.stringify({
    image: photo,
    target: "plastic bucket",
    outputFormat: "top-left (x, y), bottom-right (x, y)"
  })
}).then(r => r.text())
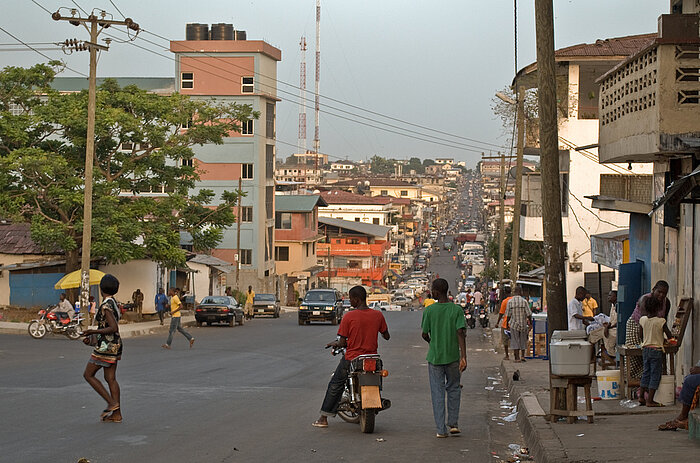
top-left (595, 369), bottom-right (620, 400)
top-left (656, 375), bottom-right (675, 406)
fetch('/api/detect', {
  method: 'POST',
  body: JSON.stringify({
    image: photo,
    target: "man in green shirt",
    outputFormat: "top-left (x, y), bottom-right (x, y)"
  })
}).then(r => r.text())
top-left (421, 278), bottom-right (467, 438)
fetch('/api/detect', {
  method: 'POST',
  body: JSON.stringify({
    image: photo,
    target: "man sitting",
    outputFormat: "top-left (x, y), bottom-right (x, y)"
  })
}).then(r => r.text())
top-left (658, 361), bottom-right (700, 431)
top-left (51, 293), bottom-right (74, 322)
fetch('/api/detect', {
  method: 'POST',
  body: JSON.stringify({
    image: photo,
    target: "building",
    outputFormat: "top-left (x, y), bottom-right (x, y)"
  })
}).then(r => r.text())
top-left (274, 194), bottom-right (327, 304)
top-left (170, 25), bottom-right (281, 293)
top-left (329, 161), bottom-right (357, 175)
top-left (513, 33), bottom-right (654, 301)
top-left (331, 178), bottom-right (423, 200)
top-left (594, 7), bottom-right (700, 374)
top-left (317, 217), bottom-right (391, 291)
top-left (435, 158), bottom-right (454, 165)
top-left (319, 190), bottom-right (395, 226)
top-left (288, 151), bottom-right (328, 166)
top-left (275, 163), bottom-right (322, 185)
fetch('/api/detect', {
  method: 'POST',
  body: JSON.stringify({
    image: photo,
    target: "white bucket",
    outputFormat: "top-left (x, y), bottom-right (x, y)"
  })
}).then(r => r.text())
top-left (656, 375), bottom-right (675, 406)
top-left (595, 369), bottom-right (620, 400)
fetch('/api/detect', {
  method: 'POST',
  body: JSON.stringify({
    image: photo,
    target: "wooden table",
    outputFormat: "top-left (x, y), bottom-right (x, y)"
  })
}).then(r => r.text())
top-left (618, 345), bottom-right (678, 399)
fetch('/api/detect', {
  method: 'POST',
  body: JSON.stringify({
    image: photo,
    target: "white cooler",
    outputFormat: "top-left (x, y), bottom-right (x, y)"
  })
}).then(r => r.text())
top-left (550, 330), bottom-right (592, 376)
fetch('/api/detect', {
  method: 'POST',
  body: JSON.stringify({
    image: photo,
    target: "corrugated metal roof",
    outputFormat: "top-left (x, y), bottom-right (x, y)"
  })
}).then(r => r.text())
top-left (321, 190), bottom-right (393, 205)
top-left (275, 194), bottom-right (327, 212)
top-left (555, 33), bottom-right (656, 57)
top-left (51, 77), bottom-right (175, 93)
top-left (318, 217), bottom-right (390, 238)
top-left (0, 223), bottom-right (59, 255)
top-left (189, 254), bottom-right (236, 273)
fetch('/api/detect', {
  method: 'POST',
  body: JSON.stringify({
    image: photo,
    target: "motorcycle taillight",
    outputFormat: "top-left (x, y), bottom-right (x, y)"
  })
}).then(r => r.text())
top-left (363, 359), bottom-right (377, 372)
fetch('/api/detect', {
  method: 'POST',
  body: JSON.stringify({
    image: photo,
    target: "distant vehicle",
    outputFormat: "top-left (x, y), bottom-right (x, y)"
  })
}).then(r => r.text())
top-left (391, 296), bottom-right (412, 306)
top-left (369, 301), bottom-right (401, 312)
top-left (342, 299), bottom-right (352, 310)
top-left (195, 295), bottom-right (245, 327)
top-left (252, 293), bottom-right (280, 318)
top-left (444, 242), bottom-right (453, 251)
top-left (298, 289), bottom-right (345, 325)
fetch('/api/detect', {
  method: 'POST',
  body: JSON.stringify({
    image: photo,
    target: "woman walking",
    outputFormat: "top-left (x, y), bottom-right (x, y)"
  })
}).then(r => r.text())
top-left (81, 274), bottom-right (123, 422)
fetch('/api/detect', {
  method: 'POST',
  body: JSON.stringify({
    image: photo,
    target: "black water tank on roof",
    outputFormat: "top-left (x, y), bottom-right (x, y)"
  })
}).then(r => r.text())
top-left (235, 30), bottom-right (247, 40)
top-left (211, 23), bottom-right (234, 40)
top-left (185, 23), bottom-right (209, 40)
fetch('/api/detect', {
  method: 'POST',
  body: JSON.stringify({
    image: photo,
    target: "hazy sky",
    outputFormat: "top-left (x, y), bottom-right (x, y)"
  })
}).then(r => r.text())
top-left (3, 0), bottom-right (667, 166)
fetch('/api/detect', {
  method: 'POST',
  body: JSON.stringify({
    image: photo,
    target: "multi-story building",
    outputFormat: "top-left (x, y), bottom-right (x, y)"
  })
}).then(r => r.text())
top-left (317, 217), bottom-right (391, 291)
top-left (275, 163), bottom-right (322, 185)
top-left (169, 24), bottom-right (281, 293)
top-left (331, 178), bottom-right (423, 200)
top-left (274, 194), bottom-right (327, 304)
top-left (594, 7), bottom-right (700, 375)
top-left (288, 152), bottom-right (328, 166)
top-left (319, 190), bottom-right (395, 226)
top-left (514, 33), bottom-right (654, 302)
top-left (329, 161), bottom-right (357, 175)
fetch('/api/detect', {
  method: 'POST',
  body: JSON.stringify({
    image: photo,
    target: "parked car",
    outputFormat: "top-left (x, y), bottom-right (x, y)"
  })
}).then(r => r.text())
top-left (369, 301), bottom-right (401, 312)
top-left (195, 295), bottom-right (244, 327)
top-left (298, 289), bottom-right (345, 325)
top-left (252, 293), bottom-right (280, 318)
top-left (342, 299), bottom-right (352, 311)
top-left (391, 296), bottom-right (412, 306)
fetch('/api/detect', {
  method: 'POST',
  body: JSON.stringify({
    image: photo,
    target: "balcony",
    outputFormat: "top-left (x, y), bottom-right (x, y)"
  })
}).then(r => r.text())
top-left (587, 174), bottom-right (653, 214)
top-left (599, 15), bottom-right (700, 163)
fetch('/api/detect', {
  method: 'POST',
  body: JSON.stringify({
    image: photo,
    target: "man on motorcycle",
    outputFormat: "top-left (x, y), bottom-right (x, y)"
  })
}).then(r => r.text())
top-left (312, 285), bottom-right (390, 428)
top-left (51, 293), bottom-right (74, 321)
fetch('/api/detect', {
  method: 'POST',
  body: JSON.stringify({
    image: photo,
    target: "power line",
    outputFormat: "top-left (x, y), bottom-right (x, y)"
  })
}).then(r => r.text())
top-left (0, 25), bottom-right (87, 77)
top-left (100, 27), bottom-right (488, 154)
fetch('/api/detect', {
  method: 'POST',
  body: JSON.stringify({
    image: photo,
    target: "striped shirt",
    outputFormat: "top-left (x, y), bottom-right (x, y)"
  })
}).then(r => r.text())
top-left (505, 296), bottom-right (532, 331)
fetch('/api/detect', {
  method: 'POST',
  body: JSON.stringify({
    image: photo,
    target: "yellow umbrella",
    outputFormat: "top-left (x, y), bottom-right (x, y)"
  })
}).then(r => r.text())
top-left (54, 269), bottom-right (106, 290)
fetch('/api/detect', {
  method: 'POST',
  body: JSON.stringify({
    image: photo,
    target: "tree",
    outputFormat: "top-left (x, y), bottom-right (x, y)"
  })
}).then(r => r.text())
top-left (422, 158), bottom-right (436, 167)
top-left (0, 63), bottom-right (258, 272)
top-left (485, 222), bottom-right (544, 280)
top-left (369, 155), bottom-right (395, 175)
top-left (406, 156), bottom-right (424, 174)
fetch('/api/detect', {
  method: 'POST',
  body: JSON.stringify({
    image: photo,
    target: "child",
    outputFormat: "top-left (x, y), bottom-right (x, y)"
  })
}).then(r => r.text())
top-left (638, 311), bottom-right (673, 407)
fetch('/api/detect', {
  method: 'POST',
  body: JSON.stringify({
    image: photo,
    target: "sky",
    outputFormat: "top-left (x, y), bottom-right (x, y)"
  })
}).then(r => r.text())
top-left (2, 0), bottom-right (667, 167)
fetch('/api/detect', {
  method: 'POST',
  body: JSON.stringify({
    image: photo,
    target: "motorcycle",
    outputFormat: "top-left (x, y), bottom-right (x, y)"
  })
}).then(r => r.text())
top-left (463, 302), bottom-right (476, 329)
top-left (477, 305), bottom-right (489, 328)
top-left (330, 346), bottom-right (391, 433)
top-left (28, 306), bottom-right (84, 340)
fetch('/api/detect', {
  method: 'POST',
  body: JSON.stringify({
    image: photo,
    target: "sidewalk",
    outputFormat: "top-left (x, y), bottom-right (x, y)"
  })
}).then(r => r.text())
top-left (0, 316), bottom-right (196, 338)
top-left (499, 355), bottom-right (698, 462)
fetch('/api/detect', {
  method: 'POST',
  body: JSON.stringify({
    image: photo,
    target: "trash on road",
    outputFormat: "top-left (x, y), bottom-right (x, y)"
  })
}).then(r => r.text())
top-left (576, 433), bottom-right (585, 437)
top-left (620, 399), bottom-right (639, 408)
top-left (376, 438), bottom-right (385, 442)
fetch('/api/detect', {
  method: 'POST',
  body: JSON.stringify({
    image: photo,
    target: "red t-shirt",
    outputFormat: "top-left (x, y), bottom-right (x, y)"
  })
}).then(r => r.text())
top-left (338, 308), bottom-right (388, 361)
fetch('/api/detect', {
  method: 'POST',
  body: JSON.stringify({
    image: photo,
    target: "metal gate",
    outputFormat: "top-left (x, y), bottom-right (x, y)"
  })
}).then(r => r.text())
top-left (9, 272), bottom-right (64, 308)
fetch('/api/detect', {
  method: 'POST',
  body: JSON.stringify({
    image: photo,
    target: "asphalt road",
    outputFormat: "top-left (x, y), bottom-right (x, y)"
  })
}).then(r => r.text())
top-left (0, 245), bottom-right (522, 463)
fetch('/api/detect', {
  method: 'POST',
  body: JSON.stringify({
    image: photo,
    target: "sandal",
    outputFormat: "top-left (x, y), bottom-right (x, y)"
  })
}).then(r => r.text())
top-left (103, 413), bottom-right (122, 423)
top-left (100, 404), bottom-right (120, 420)
top-left (658, 419), bottom-right (687, 431)
top-left (311, 421), bottom-right (328, 428)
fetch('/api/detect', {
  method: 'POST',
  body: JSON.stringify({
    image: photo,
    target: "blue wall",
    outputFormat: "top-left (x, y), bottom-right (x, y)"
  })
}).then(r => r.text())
top-left (628, 213), bottom-right (652, 293)
top-left (9, 273), bottom-right (65, 308)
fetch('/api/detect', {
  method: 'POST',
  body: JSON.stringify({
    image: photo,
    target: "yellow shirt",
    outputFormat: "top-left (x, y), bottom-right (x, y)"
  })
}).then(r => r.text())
top-left (246, 291), bottom-right (255, 305)
top-left (171, 294), bottom-right (182, 318)
top-left (639, 315), bottom-right (666, 348)
top-left (582, 298), bottom-right (598, 317)
top-left (423, 298), bottom-right (436, 308)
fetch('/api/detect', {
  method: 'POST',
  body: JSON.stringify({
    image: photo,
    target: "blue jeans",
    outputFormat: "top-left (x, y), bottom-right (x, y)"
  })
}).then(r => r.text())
top-left (166, 317), bottom-right (192, 346)
top-left (320, 358), bottom-right (351, 417)
top-left (640, 347), bottom-right (663, 390)
top-left (428, 361), bottom-right (461, 435)
top-left (679, 374), bottom-right (700, 406)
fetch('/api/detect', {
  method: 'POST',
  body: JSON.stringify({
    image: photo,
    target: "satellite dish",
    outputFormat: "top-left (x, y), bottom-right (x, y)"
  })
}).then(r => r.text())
top-left (313, 189), bottom-right (320, 194)
top-left (364, 181), bottom-right (370, 186)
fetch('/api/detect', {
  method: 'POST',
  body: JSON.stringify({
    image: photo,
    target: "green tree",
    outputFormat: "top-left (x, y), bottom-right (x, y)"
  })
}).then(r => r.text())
top-left (485, 222), bottom-right (544, 280)
top-left (423, 158), bottom-right (436, 167)
top-left (0, 63), bottom-right (257, 272)
top-left (406, 156), bottom-right (424, 174)
top-left (369, 155), bottom-right (395, 175)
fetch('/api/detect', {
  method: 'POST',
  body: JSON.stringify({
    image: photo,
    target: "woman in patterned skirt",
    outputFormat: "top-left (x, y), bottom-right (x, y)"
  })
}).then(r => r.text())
top-left (82, 274), bottom-right (123, 422)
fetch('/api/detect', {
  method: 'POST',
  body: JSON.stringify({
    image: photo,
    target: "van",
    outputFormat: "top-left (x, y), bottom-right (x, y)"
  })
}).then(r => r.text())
top-left (422, 242), bottom-right (432, 250)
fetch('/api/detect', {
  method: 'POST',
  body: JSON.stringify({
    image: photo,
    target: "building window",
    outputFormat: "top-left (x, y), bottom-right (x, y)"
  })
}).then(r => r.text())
top-left (312, 242), bottom-right (316, 254)
top-left (266, 102), bottom-right (275, 138)
top-left (348, 238), bottom-right (360, 245)
top-left (275, 212), bottom-right (292, 229)
top-left (266, 145), bottom-right (274, 179)
top-left (373, 218), bottom-right (380, 225)
top-left (355, 217), bottom-right (361, 222)
top-left (241, 76), bottom-right (254, 93)
top-left (305, 243), bottom-right (310, 257)
top-left (304, 212), bottom-right (311, 229)
top-left (275, 246), bottom-right (289, 261)
top-left (242, 163), bottom-right (254, 179)
top-left (120, 142), bottom-right (134, 151)
top-left (380, 190), bottom-right (388, 196)
top-left (241, 206), bottom-right (253, 222)
top-left (241, 119), bottom-right (253, 135)
top-left (181, 158), bottom-right (193, 167)
top-left (400, 190), bottom-right (408, 196)
top-left (266, 186), bottom-right (274, 219)
top-left (181, 72), bottom-right (194, 89)
top-left (240, 249), bottom-right (252, 265)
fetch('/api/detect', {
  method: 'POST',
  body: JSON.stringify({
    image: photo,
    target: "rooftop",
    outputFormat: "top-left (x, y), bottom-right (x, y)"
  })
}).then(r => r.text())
top-left (320, 190), bottom-right (393, 205)
top-left (51, 77), bottom-right (175, 94)
top-left (332, 178), bottom-right (419, 188)
top-left (0, 223), bottom-right (59, 255)
top-left (275, 194), bottom-right (328, 213)
top-left (318, 217), bottom-right (391, 238)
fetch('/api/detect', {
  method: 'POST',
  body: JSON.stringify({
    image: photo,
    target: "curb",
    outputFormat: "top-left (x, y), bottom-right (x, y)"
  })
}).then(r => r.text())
top-left (0, 319), bottom-right (195, 338)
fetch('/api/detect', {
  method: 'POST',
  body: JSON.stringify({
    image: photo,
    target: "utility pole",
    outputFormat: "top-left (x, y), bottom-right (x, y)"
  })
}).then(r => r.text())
top-left (236, 177), bottom-right (242, 291)
top-left (52, 8), bottom-right (139, 323)
top-left (509, 88), bottom-right (525, 283)
top-left (535, 0), bottom-right (568, 336)
top-left (313, 0), bottom-right (321, 175)
top-left (497, 151), bottom-right (506, 287)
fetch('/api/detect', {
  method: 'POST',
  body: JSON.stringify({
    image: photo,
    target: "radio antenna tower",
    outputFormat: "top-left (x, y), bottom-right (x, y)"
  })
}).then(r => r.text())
top-left (298, 36), bottom-right (307, 155)
top-left (313, 0), bottom-right (321, 173)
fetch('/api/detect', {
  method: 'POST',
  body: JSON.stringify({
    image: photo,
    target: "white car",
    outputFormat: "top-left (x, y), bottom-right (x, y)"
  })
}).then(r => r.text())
top-left (369, 301), bottom-right (401, 311)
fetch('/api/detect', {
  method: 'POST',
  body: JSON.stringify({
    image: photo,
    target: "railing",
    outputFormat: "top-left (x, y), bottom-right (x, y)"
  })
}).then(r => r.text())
top-left (599, 174), bottom-right (653, 203)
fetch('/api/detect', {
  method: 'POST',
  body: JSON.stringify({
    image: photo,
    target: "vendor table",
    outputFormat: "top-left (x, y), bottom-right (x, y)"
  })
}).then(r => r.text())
top-left (618, 345), bottom-right (678, 399)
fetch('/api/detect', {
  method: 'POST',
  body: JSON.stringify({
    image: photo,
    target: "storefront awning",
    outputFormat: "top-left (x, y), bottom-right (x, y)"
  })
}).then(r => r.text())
top-left (590, 229), bottom-right (628, 270)
top-left (650, 165), bottom-right (700, 216)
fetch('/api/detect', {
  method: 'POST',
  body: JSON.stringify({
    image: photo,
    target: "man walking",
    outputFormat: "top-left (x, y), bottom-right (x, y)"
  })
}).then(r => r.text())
top-left (312, 285), bottom-right (390, 428)
top-left (162, 288), bottom-right (195, 349)
top-left (245, 285), bottom-right (255, 320)
top-left (132, 288), bottom-right (144, 320)
top-left (421, 278), bottom-right (467, 438)
top-left (505, 286), bottom-right (532, 363)
top-left (154, 288), bottom-right (168, 326)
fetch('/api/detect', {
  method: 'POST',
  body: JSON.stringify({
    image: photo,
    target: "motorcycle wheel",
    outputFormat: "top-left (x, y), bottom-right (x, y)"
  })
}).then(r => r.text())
top-left (359, 409), bottom-right (376, 433)
top-left (28, 321), bottom-right (47, 339)
top-left (337, 398), bottom-right (360, 424)
top-left (66, 327), bottom-right (81, 340)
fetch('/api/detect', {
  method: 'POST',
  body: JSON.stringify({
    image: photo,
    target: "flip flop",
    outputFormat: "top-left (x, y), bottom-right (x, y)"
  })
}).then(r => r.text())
top-left (102, 414), bottom-right (122, 423)
top-left (311, 421), bottom-right (328, 428)
top-left (100, 404), bottom-right (120, 420)
top-left (646, 402), bottom-right (665, 407)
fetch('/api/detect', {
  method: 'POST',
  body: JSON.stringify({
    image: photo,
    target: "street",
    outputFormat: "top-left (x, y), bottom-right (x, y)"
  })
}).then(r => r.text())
top-left (0, 253), bottom-right (522, 463)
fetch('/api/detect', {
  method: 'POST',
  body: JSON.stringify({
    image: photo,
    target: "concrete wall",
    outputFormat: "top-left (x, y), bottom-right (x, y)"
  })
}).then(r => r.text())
top-left (100, 260), bottom-right (160, 313)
